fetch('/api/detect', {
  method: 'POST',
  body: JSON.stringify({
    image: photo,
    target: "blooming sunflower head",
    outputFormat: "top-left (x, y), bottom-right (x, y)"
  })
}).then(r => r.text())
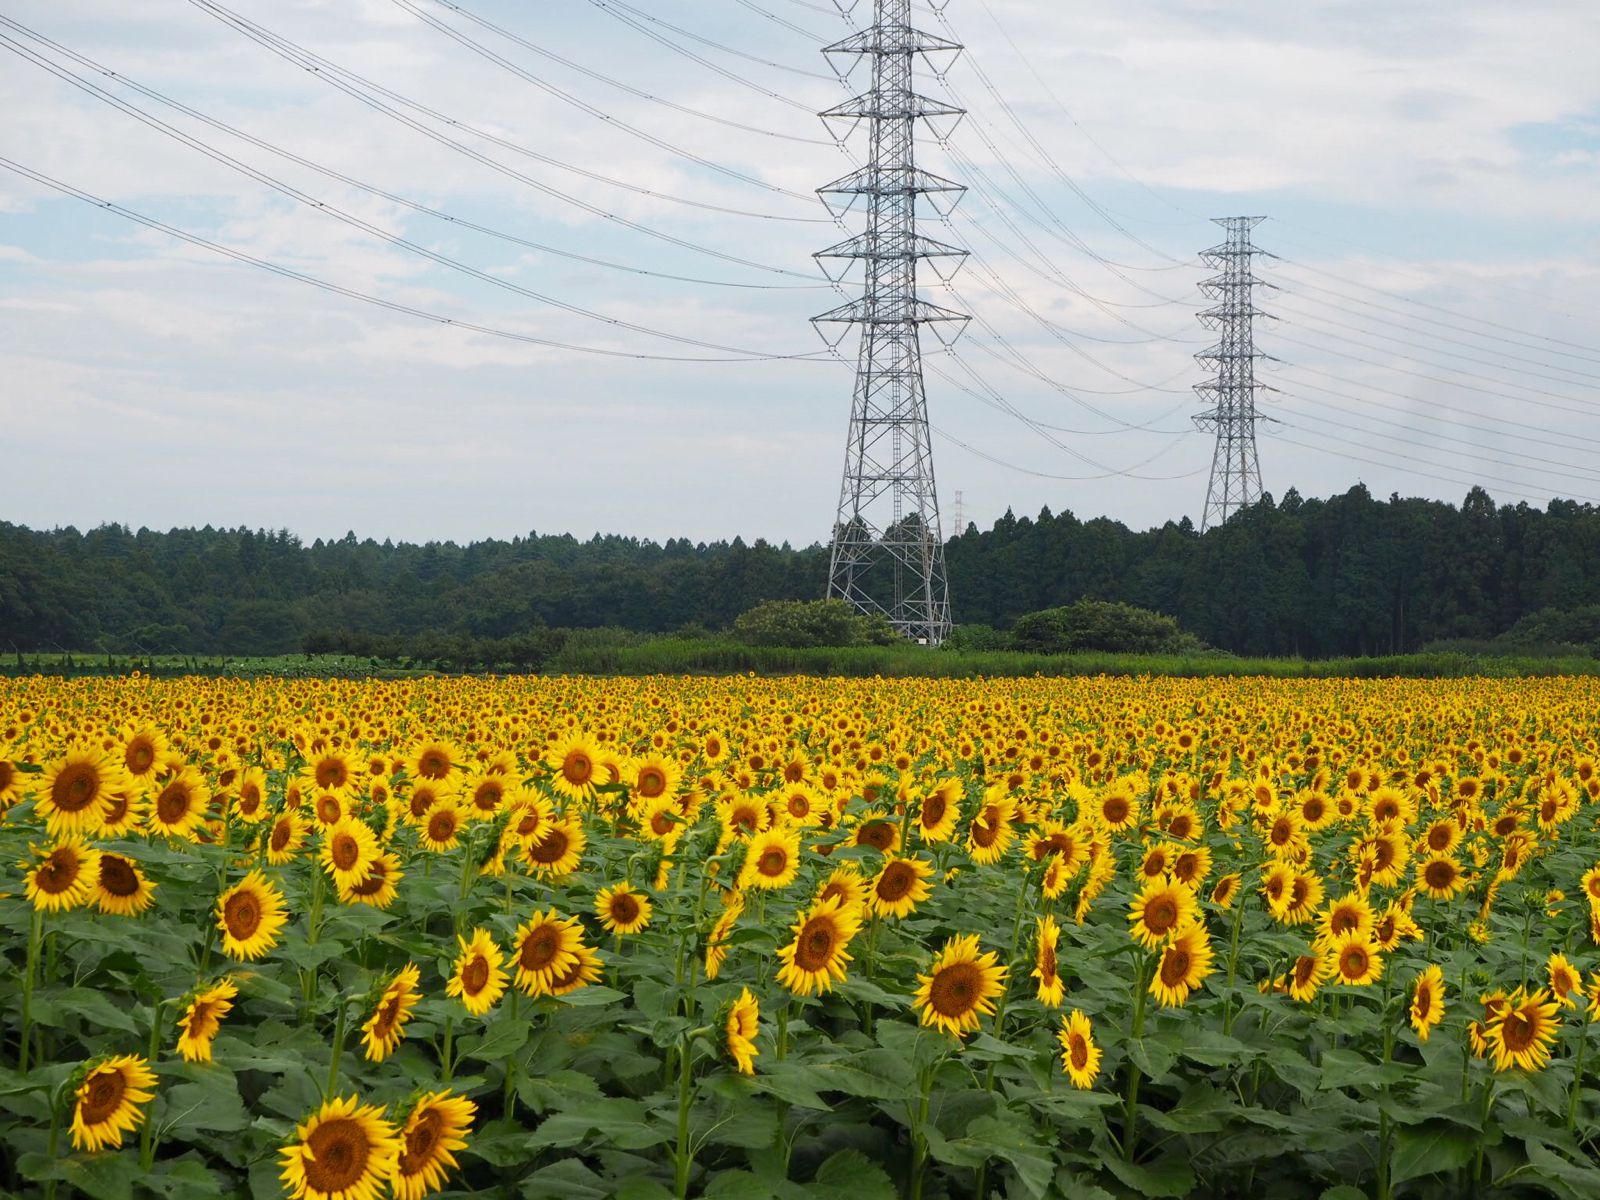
top-left (279, 1094), bottom-right (400, 1200)
top-left (724, 987), bottom-right (760, 1076)
top-left (70, 1054), bottom-right (158, 1153)
top-left (392, 1090), bottom-right (477, 1200)
top-left (913, 933), bottom-right (1007, 1039)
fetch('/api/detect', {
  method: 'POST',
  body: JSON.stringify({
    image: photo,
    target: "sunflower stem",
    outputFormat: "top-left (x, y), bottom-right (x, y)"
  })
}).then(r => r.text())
top-left (1124, 956), bottom-right (1151, 1163)
top-left (1567, 1012), bottom-right (1589, 1133)
top-left (326, 997), bottom-right (349, 1097)
top-left (139, 998), bottom-right (166, 1171)
top-left (777, 1001), bottom-right (790, 1062)
top-left (440, 1014), bottom-right (455, 1083)
top-left (1378, 974), bottom-right (1395, 1200)
top-left (1221, 893), bottom-right (1246, 1037)
top-left (18, 908), bottom-right (41, 1073)
top-left (674, 1032), bottom-right (695, 1200)
top-left (44, 1082), bottom-right (61, 1200)
top-left (909, 1058), bottom-right (934, 1200)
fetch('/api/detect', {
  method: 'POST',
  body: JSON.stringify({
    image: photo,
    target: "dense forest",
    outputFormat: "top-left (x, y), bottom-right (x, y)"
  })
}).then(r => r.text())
top-left (4, 484), bottom-right (1600, 658)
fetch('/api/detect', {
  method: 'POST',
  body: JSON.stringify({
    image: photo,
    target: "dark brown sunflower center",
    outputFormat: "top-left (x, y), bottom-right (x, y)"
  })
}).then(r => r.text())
top-left (1330, 908), bottom-right (1360, 935)
top-left (99, 855), bottom-right (139, 897)
top-left (858, 822), bottom-right (895, 851)
top-left (78, 1069), bottom-right (127, 1125)
top-left (528, 830), bottom-right (569, 865)
top-left (921, 795), bottom-right (947, 827)
top-left (1069, 1034), bottom-right (1089, 1070)
top-left (1340, 946), bottom-right (1369, 979)
top-left (1159, 947), bottom-right (1192, 988)
top-left (53, 762), bottom-right (101, 812)
top-left (270, 820), bottom-right (293, 851)
top-left (1427, 826), bottom-right (1452, 850)
top-left (1499, 1011), bottom-right (1535, 1052)
top-left (638, 770), bottom-right (667, 798)
top-left (427, 812), bottom-right (457, 843)
top-left (316, 760), bottom-right (347, 789)
top-left (1145, 896), bottom-right (1178, 934)
top-left (330, 835), bottom-right (360, 870)
top-left (1102, 797), bottom-right (1129, 824)
top-left (419, 751), bottom-right (450, 779)
top-left (1425, 861), bottom-right (1456, 890)
top-left (928, 962), bottom-right (981, 1017)
top-left (562, 752), bottom-right (592, 785)
top-left (794, 921), bottom-right (838, 971)
top-left (400, 1109), bottom-right (442, 1173)
top-left (303, 1118), bottom-right (370, 1191)
top-left (462, 956), bottom-right (490, 993)
top-left (36, 850), bottom-right (80, 894)
top-left (223, 891), bottom-right (261, 939)
top-left (757, 849), bottom-right (789, 876)
top-left (521, 928), bottom-right (559, 970)
top-left (1293, 956), bottom-right (1317, 987)
top-left (156, 783), bottom-right (191, 825)
top-left (126, 741), bottom-right (154, 773)
top-left (350, 863), bottom-right (388, 896)
top-left (610, 894), bottom-right (641, 925)
top-left (876, 864), bottom-right (914, 902)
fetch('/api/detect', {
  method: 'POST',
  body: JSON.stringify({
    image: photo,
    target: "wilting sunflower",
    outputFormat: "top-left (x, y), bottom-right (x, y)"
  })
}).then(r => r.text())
top-left (524, 816), bottom-right (586, 878)
top-left (392, 1090), bottom-right (477, 1200)
top-left (176, 977), bottom-right (238, 1063)
top-left (447, 927), bottom-right (508, 1016)
top-left (511, 910), bottom-right (583, 997)
top-left (1411, 965), bottom-right (1446, 1041)
top-left (25, 839), bottom-right (101, 912)
top-left (93, 851), bottom-right (156, 916)
top-left (868, 854), bottom-right (933, 919)
top-left (1032, 915), bottom-right (1064, 1008)
top-left (917, 779), bottom-right (962, 843)
top-left (280, 1094), bottom-right (400, 1200)
top-left (1547, 952), bottom-right (1583, 1010)
top-left (1485, 988), bottom-right (1560, 1072)
top-left (1149, 923), bottom-right (1214, 1008)
top-left (1129, 877), bottom-right (1198, 948)
top-left (320, 817), bottom-right (380, 890)
top-left (725, 987), bottom-right (760, 1075)
top-left (38, 745), bottom-right (123, 838)
top-left (739, 826), bottom-right (801, 891)
top-left (149, 767), bottom-right (210, 841)
top-left (546, 733), bottom-right (603, 801)
top-left (340, 852), bottom-right (403, 909)
top-left (70, 1054), bottom-right (157, 1152)
top-left (914, 933), bottom-right (1007, 1039)
top-left (1057, 1009), bottom-right (1101, 1089)
top-left (267, 811), bottom-right (307, 865)
top-left (362, 964), bottom-right (422, 1062)
top-left (776, 895), bottom-right (863, 997)
top-left (216, 870), bottom-right (289, 961)
top-left (595, 882), bottom-right (653, 936)
top-left (1325, 930), bottom-right (1384, 987)
top-left (704, 892), bottom-right (744, 982)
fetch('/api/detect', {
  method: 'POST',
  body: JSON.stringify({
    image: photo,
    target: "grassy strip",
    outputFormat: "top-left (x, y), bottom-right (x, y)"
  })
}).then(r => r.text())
top-left (9, 641), bottom-right (1600, 680)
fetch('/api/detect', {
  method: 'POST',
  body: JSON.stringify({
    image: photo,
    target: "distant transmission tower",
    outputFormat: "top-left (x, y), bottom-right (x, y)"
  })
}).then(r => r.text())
top-left (813, 0), bottom-right (969, 645)
top-left (1192, 216), bottom-right (1277, 531)
top-left (951, 489), bottom-right (965, 534)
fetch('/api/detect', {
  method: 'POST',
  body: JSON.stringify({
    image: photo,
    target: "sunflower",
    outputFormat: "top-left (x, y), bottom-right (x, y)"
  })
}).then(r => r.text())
top-left (447, 927), bottom-right (508, 1016)
top-left (392, 1090), bottom-right (477, 1200)
top-left (460, 770), bottom-right (509, 821)
top-left (308, 749), bottom-right (359, 795)
top-left (96, 783), bottom-right (144, 838)
top-left (546, 942), bottom-right (604, 996)
top-left (149, 767), bottom-right (210, 840)
top-left (1548, 952), bottom-right (1583, 1010)
top-left (511, 910), bottom-right (584, 997)
top-left (362, 964), bottom-right (421, 1062)
top-left (917, 779), bottom-right (961, 843)
top-left (739, 826), bottom-right (801, 891)
top-left (1149, 923), bottom-right (1214, 1008)
top-left (408, 739), bottom-right (461, 783)
top-left (94, 851), bottom-right (157, 916)
top-left (524, 816), bottom-right (586, 878)
top-left (815, 864), bottom-right (869, 911)
top-left (38, 745), bottom-right (123, 837)
top-left (418, 802), bottom-right (463, 853)
top-left (705, 892), bottom-right (744, 981)
top-left (1417, 854), bottom-right (1466, 901)
top-left (630, 754), bottom-right (681, 807)
top-left (914, 933), bottom-right (1007, 1038)
top-left (176, 977), bottom-right (238, 1063)
top-left (70, 1054), bottom-right (158, 1152)
top-left (725, 987), bottom-right (760, 1075)
top-left (234, 767), bottom-right (271, 823)
top-left (1210, 873), bottom-right (1241, 909)
top-left (966, 791), bottom-right (1016, 865)
top-left (118, 724), bottom-right (167, 782)
top-left (1485, 988), bottom-right (1560, 1072)
top-left (1286, 953), bottom-right (1329, 1003)
top-left (1316, 892), bottom-right (1375, 950)
top-left (280, 1094), bottom-right (400, 1200)
top-left (853, 811), bottom-right (901, 854)
top-left (216, 870), bottom-right (289, 960)
top-left (546, 733), bottom-right (603, 801)
top-left (267, 811), bottom-right (307, 865)
top-left (595, 882), bottom-right (653, 936)
top-left (1325, 930), bottom-right (1384, 987)
top-left (1129, 877), bottom-right (1198, 948)
top-left (1094, 781), bottom-right (1140, 833)
top-left (340, 852), bottom-right (403, 909)
top-left (25, 839), bottom-right (101, 912)
top-left (1170, 845), bottom-right (1212, 888)
top-left (321, 817), bottom-right (380, 890)
top-left (776, 895), bottom-right (863, 997)
top-left (1057, 1009), bottom-right (1101, 1089)
top-left (1032, 914), bottom-right (1064, 1008)
top-left (717, 792), bottom-right (768, 844)
top-left (868, 854), bottom-right (933, 919)
top-left (1411, 965), bottom-right (1445, 1041)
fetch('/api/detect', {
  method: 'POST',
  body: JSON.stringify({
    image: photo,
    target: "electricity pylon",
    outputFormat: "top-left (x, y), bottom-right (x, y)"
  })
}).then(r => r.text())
top-left (813, 0), bottom-right (968, 645)
top-left (1193, 216), bottom-right (1277, 531)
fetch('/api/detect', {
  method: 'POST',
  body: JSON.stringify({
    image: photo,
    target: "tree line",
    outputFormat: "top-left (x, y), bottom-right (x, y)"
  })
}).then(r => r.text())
top-left (4, 484), bottom-right (1599, 658)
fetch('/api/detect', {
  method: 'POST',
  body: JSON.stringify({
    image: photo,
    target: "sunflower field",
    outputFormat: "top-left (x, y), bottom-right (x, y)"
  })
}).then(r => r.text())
top-left (3, 674), bottom-right (1600, 1200)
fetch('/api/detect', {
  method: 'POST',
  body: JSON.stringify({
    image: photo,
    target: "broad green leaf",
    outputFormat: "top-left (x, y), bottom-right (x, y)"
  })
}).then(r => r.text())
top-left (1101, 1154), bottom-right (1197, 1198)
top-left (1389, 1120), bottom-right (1478, 1187)
top-left (459, 1015), bottom-right (531, 1062)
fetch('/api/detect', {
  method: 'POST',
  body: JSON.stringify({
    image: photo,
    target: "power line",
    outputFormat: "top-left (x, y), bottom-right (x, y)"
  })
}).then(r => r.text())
top-left (582, 0), bottom-right (839, 84)
top-left (0, 156), bottom-right (833, 364)
top-left (0, 34), bottom-right (823, 359)
top-left (0, 17), bottom-right (832, 294)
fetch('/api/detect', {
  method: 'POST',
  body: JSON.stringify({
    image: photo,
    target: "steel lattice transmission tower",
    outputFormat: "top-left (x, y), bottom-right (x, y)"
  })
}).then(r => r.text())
top-left (1192, 216), bottom-right (1278, 532)
top-left (813, 0), bottom-right (969, 645)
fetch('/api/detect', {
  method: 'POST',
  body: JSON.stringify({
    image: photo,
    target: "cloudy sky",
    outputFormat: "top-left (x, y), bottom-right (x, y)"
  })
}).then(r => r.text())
top-left (3, 0), bottom-right (1598, 546)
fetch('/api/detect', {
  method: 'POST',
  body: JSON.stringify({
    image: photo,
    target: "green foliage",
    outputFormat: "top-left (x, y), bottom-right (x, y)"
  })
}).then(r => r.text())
top-left (730, 600), bottom-right (897, 648)
top-left (939, 623), bottom-right (1008, 652)
top-left (1009, 600), bottom-right (1202, 655)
